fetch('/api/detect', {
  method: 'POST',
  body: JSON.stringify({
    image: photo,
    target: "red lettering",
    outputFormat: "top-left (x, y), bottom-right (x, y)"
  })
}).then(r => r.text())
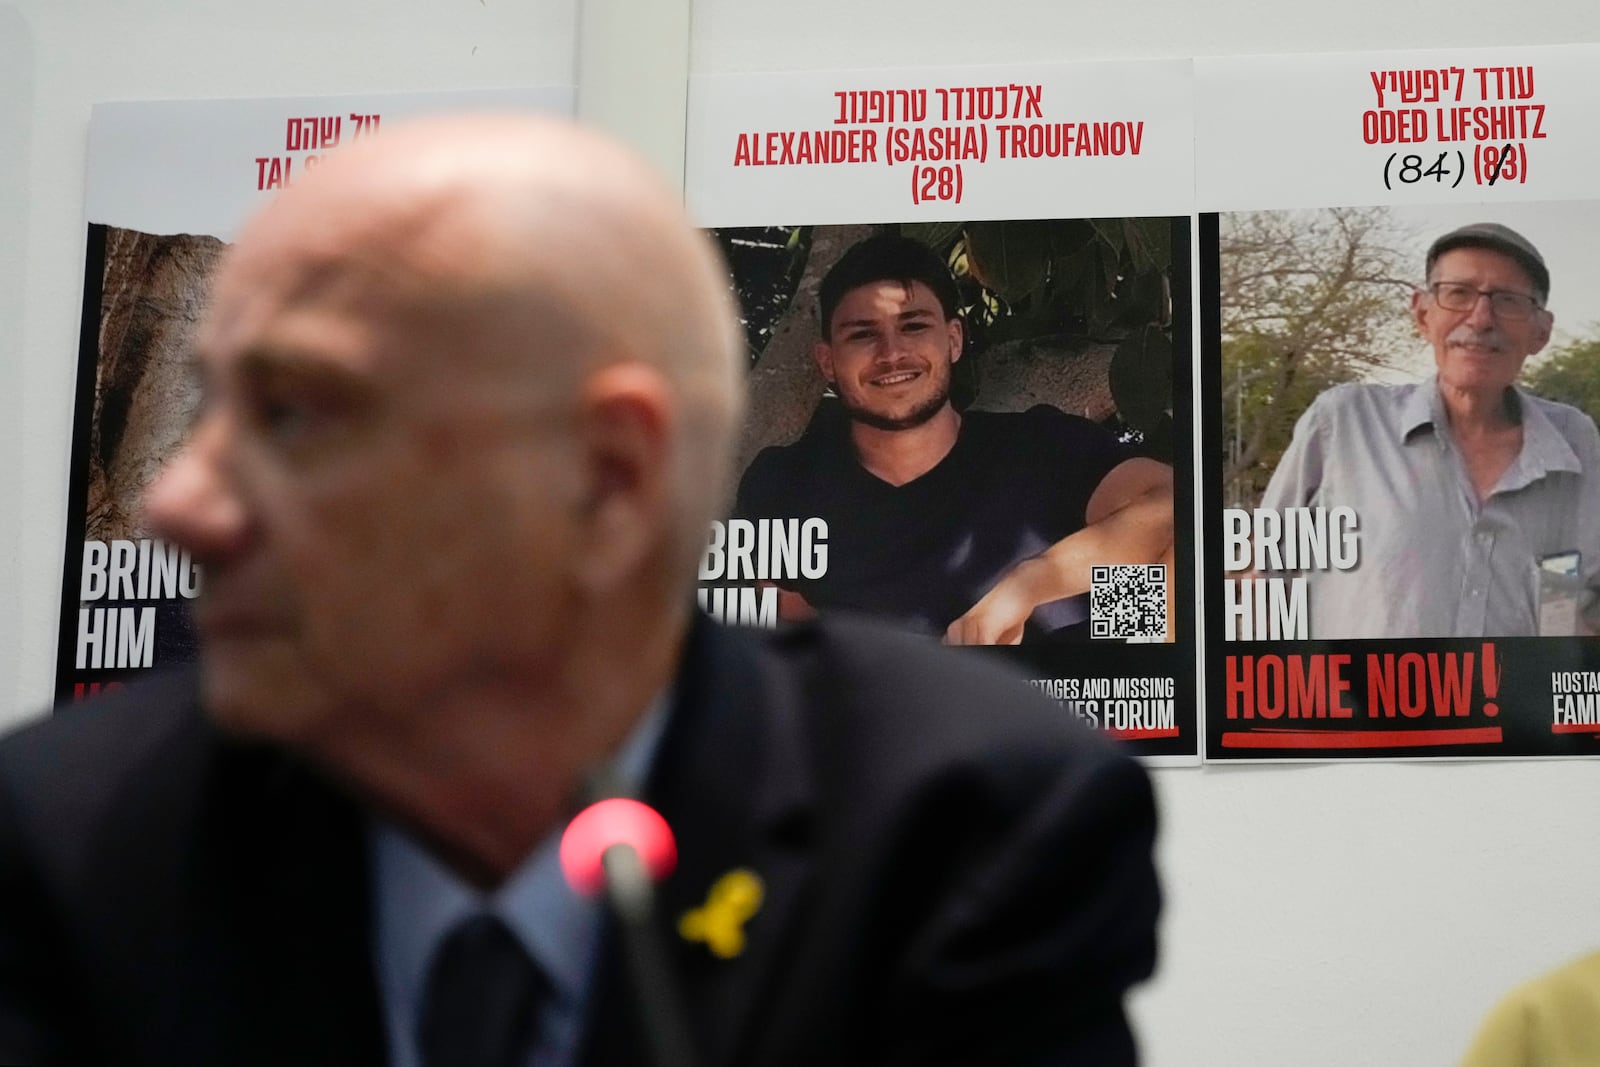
top-left (1287, 656), bottom-right (1326, 718)
top-left (1397, 653), bottom-right (1427, 718)
top-left (1361, 108), bottom-right (1428, 144)
top-left (1367, 652), bottom-right (1475, 719)
top-left (1257, 655), bottom-right (1285, 720)
top-left (1225, 655), bottom-right (1253, 718)
top-left (1329, 654), bottom-right (1354, 718)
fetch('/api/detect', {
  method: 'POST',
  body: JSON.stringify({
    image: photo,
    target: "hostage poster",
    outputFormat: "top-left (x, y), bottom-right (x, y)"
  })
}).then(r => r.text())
top-left (687, 60), bottom-right (1200, 763)
top-left (54, 87), bottom-right (572, 704)
top-left (1197, 45), bottom-right (1600, 759)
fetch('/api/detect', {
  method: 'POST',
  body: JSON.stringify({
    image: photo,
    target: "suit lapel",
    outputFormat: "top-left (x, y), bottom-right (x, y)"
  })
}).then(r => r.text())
top-left (583, 618), bottom-right (817, 1067)
top-left (189, 736), bottom-right (388, 1064)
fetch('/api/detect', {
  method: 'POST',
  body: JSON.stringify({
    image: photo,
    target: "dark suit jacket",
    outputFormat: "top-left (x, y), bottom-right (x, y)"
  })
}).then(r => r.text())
top-left (0, 616), bottom-right (1159, 1065)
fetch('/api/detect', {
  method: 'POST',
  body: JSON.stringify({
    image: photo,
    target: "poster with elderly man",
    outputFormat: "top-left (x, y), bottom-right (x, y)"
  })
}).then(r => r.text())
top-left (687, 58), bottom-right (1200, 763)
top-left (1197, 44), bottom-right (1600, 759)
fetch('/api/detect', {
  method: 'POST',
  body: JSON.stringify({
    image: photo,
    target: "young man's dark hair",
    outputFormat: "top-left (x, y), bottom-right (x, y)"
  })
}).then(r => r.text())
top-left (817, 233), bottom-right (962, 340)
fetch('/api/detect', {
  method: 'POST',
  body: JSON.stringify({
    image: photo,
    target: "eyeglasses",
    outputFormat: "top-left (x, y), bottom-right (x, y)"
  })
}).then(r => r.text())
top-left (1427, 282), bottom-right (1543, 320)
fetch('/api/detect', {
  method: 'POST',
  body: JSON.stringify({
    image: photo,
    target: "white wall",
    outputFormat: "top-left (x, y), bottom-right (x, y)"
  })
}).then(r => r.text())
top-left (3, 2), bottom-right (1599, 1065)
top-left (0, 6), bottom-right (32, 728)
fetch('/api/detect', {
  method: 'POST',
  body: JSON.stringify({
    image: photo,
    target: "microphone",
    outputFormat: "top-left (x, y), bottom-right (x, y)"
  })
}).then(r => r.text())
top-left (560, 798), bottom-right (700, 1067)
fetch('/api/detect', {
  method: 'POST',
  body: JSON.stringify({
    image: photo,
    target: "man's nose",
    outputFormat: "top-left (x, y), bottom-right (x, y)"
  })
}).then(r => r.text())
top-left (883, 332), bottom-right (915, 361)
top-left (142, 418), bottom-right (252, 563)
top-left (1465, 291), bottom-right (1498, 328)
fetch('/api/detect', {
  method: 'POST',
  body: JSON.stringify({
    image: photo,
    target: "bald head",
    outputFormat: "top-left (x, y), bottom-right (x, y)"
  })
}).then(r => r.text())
top-left (146, 114), bottom-right (745, 752)
top-left (219, 115), bottom-right (745, 532)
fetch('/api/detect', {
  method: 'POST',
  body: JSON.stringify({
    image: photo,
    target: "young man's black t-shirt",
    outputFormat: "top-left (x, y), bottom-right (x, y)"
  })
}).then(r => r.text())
top-left (734, 404), bottom-right (1128, 642)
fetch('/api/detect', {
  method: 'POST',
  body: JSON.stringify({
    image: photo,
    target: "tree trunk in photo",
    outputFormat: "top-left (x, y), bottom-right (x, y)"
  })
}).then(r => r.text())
top-left (87, 227), bottom-right (224, 542)
top-left (733, 223), bottom-right (872, 480)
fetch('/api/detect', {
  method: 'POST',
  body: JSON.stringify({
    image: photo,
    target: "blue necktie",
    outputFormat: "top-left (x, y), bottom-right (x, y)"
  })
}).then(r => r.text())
top-left (418, 913), bottom-right (547, 1067)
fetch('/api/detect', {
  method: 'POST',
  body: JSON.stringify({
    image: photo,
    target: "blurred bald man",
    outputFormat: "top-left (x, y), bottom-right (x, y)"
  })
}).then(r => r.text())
top-left (0, 116), bottom-right (1159, 1066)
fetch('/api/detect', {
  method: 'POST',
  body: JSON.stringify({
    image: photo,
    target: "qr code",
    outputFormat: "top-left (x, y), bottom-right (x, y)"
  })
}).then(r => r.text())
top-left (1090, 564), bottom-right (1167, 640)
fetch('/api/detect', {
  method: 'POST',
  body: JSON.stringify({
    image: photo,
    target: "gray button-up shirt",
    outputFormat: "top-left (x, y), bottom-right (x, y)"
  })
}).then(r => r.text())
top-left (1257, 378), bottom-right (1600, 638)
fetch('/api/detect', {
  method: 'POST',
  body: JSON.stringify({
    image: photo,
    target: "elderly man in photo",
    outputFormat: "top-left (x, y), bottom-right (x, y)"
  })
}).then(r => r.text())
top-left (0, 117), bottom-right (1159, 1066)
top-left (1259, 222), bottom-right (1600, 638)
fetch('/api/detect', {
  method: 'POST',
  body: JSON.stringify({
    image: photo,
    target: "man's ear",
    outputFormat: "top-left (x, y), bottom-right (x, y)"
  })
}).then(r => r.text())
top-left (1530, 308), bottom-right (1554, 356)
top-left (569, 362), bottom-right (674, 592)
top-left (1409, 286), bottom-right (1430, 334)
top-left (813, 340), bottom-right (836, 385)
top-left (947, 317), bottom-right (964, 365)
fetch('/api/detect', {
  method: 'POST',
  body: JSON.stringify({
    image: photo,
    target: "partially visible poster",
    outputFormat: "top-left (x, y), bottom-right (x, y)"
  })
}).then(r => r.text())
top-left (688, 61), bottom-right (1200, 763)
top-left (55, 87), bottom-right (573, 704)
top-left (1197, 45), bottom-right (1600, 759)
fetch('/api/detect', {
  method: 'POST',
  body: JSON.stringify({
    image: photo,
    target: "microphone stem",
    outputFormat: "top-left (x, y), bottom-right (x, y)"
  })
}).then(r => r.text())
top-left (600, 844), bottom-right (701, 1067)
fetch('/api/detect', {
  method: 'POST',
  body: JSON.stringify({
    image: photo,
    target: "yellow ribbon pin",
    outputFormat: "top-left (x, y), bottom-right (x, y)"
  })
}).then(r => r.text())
top-left (678, 868), bottom-right (765, 959)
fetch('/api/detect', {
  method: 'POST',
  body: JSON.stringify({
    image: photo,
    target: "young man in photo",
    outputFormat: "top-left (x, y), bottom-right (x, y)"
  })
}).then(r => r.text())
top-left (737, 233), bottom-right (1175, 644)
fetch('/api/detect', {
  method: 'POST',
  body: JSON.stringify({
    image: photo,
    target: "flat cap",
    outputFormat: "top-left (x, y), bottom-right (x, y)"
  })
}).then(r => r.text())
top-left (1427, 222), bottom-right (1549, 302)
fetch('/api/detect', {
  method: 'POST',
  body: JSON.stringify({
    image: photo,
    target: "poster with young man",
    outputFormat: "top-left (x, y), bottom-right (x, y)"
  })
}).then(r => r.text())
top-left (1197, 44), bottom-right (1600, 759)
top-left (687, 59), bottom-right (1200, 762)
top-left (54, 86), bottom-right (572, 705)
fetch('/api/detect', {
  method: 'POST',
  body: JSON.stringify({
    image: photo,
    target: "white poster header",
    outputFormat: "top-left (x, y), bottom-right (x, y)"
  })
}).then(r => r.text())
top-left (688, 59), bottom-right (1194, 225)
top-left (88, 87), bottom-right (574, 241)
top-left (1197, 44), bottom-right (1600, 211)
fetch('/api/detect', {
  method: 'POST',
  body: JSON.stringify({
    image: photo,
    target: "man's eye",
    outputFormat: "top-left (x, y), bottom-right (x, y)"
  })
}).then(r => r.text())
top-left (844, 330), bottom-right (876, 343)
top-left (902, 321), bottom-right (931, 333)
top-left (254, 396), bottom-right (322, 443)
top-left (1490, 291), bottom-right (1537, 314)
